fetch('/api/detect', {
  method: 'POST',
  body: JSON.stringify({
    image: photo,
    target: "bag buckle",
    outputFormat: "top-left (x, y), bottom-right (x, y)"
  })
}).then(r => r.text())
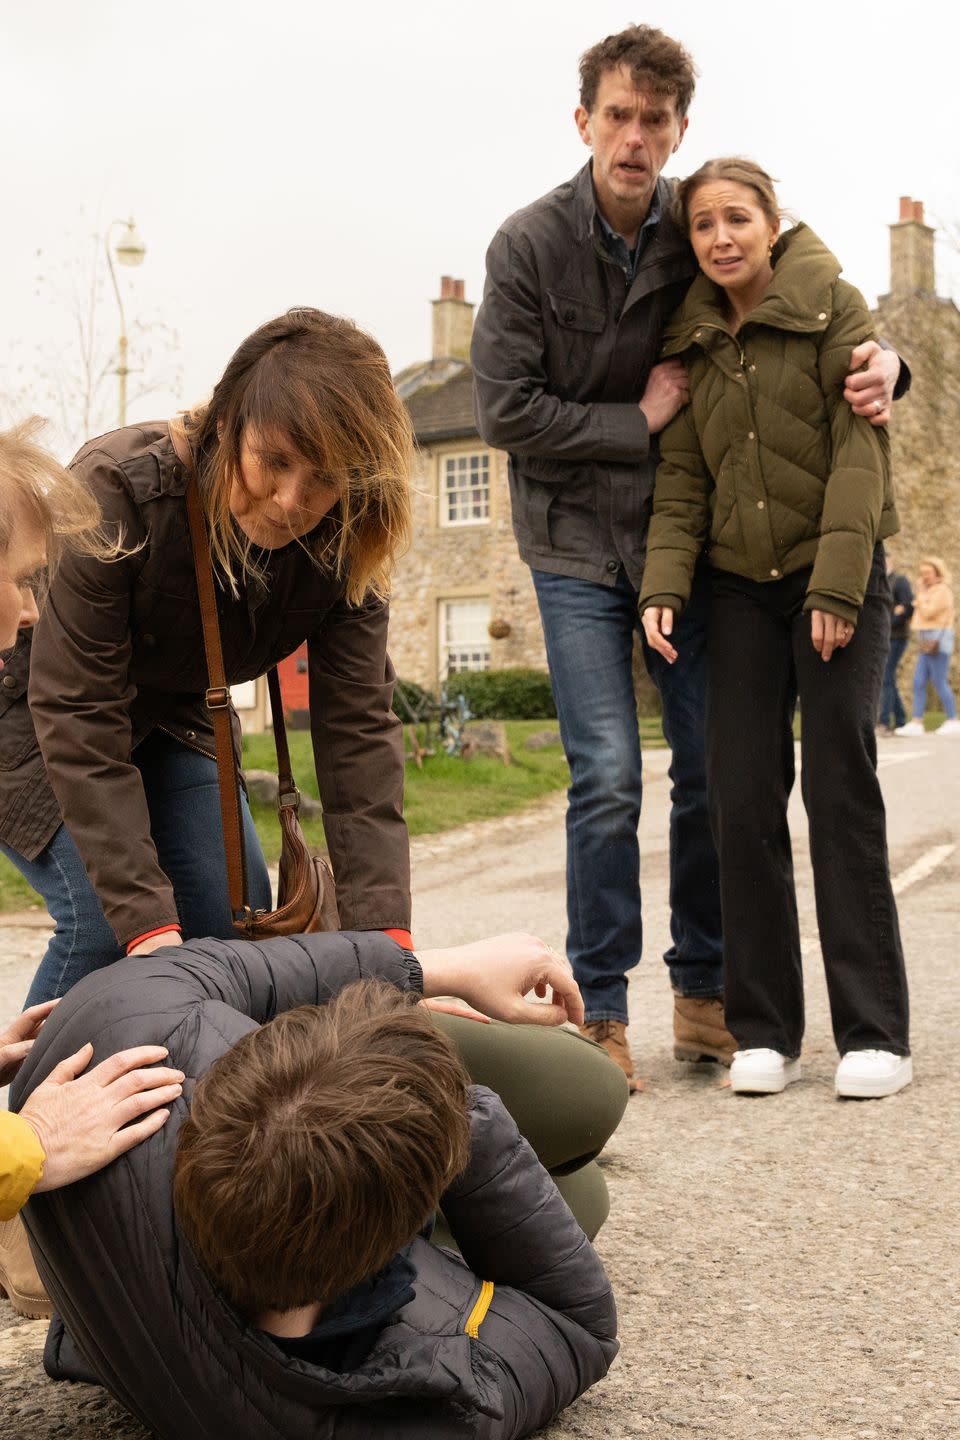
top-left (205, 686), bottom-right (231, 711)
top-left (279, 787), bottom-right (301, 809)
top-left (235, 905), bottom-right (268, 926)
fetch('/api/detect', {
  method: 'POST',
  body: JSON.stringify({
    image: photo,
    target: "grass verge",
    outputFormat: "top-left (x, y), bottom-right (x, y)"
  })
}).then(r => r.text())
top-left (0, 717), bottom-right (665, 909)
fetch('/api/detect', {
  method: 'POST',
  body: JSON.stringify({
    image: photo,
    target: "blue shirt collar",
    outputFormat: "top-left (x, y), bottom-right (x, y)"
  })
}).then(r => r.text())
top-left (596, 187), bottom-right (662, 277)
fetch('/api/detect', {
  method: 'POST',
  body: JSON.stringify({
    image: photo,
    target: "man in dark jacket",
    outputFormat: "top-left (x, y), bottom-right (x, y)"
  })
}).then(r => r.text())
top-left (12, 932), bottom-right (618, 1440)
top-left (878, 550), bottom-right (915, 731)
top-left (471, 24), bottom-right (905, 1088)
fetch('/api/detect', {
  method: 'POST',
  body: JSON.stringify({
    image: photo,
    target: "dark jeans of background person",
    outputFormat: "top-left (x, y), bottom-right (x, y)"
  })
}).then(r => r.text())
top-left (878, 634), bottom-right (909, 729)
top-left (706, 548), bottom-right (909, 1060)
top-left (1, 731), bottom-right (272, 1007)
top-left (531, 565), bottom-right (723, 1026)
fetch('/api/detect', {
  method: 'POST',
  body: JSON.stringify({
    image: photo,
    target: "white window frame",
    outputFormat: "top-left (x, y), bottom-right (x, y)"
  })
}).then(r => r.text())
top-left (439, 450), bottom-right (491, 527)
top-left (438, 597), bottom-right (491, 679)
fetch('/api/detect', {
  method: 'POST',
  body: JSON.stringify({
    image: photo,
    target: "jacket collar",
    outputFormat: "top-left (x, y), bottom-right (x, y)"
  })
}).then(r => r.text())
top-left (569, 163), bottom-right (695, 310)
top-left (661, 222), bottom-right (842, 355)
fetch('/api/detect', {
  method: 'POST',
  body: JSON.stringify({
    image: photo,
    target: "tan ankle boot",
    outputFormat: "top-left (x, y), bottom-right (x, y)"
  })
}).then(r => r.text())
top-left (579, 1019), bottom-right (643, 1092)
top-left (0, 1214), bottom-right (52, 1318)
top-left (673, 996), bottom-right (736, 1067)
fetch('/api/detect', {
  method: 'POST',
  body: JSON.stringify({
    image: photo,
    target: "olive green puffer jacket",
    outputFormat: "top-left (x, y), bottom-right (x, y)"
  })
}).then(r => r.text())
top-left (638, 223), bottom-right (899, 627)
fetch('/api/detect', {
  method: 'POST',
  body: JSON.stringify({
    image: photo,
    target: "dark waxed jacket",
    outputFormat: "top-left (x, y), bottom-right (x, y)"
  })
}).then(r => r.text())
top-left (471, 164), bottom-right (697, 588)
top-left (639, 225), bottom-right (899, 627)
top-left (13, 933), bottom-right (618, 1440)
top-left (0, 422), bottom-right (409, 946)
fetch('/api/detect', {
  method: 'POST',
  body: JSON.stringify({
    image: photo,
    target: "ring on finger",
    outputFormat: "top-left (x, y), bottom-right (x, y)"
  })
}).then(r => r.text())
top-left (873, 399), bottom-right (883, 414)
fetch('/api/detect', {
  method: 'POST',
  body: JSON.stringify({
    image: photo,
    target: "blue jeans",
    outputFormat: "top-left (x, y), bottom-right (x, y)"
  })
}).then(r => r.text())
top-left (2, 731), bottom-right (272, 1007)
top-left (878, 635), bottom-right (908, 729)
top-left (531, 566), bottom-right (723, 1025)
top-left (911, 649), bottom-right (957, 720)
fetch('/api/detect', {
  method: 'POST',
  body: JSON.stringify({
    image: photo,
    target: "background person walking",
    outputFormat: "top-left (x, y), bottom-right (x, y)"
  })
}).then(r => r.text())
top-left (895, 556), bottom-right (959, 737)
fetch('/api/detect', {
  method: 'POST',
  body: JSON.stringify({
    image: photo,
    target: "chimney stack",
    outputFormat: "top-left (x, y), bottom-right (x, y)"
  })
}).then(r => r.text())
top-left (890, 196), bottom-right (935, 296)
top-left (432, 275), bottom-right (474, 362)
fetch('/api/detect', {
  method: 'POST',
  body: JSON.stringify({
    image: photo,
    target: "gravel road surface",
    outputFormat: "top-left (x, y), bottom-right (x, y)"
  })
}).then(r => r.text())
top-left (1, 736), bottom-right (958, 1439)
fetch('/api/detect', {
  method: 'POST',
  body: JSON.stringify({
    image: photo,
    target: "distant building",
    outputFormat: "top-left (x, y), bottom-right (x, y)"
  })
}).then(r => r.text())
top-left (874, 198), bottom-right (960, 658)
top-left (387, 277), bottom-right (547, 690)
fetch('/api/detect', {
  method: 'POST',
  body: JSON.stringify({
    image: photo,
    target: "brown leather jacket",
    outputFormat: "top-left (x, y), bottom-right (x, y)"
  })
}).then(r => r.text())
top-left (1, 422), bottom-right (409, 947)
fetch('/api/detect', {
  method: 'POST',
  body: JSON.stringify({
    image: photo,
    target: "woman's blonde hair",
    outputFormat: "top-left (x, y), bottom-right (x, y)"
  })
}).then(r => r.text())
top-left (674, 156), bottom-right (781, 232)
top-left (0, 417), bottom-right (119, 577)
top-left (920, 555), bottom-right (951, 584)
top-left (178, 308), bottom-right (413, 606)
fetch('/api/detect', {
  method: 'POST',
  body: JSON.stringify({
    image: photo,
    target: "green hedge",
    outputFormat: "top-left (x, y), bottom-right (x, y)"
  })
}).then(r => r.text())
top-left (443, 668), bottom-right (557, 720)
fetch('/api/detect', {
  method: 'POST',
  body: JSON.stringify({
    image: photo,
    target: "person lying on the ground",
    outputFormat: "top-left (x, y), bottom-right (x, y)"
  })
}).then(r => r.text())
top-left (13, 930), bottom-right (621, 1440)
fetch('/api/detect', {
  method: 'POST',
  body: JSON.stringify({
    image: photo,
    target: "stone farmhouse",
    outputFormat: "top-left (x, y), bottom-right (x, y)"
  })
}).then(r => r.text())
top-left (874, 199), bottom-right (960, 641)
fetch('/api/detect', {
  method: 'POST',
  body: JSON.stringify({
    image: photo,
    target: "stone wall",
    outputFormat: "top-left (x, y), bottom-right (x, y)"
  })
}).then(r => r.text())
top-left (387, 442), bottom-right (547, 689)
top-left (875, 290), bottom-right (960, 691)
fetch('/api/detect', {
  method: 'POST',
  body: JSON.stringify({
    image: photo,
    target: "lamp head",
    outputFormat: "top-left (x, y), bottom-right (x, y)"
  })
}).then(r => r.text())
top-left (114, 219), bottom-right (146, 267)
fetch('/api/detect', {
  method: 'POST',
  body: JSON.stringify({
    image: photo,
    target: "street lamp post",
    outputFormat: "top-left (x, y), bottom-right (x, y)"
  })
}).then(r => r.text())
top-left (105, 219), bottom-right (146, 427)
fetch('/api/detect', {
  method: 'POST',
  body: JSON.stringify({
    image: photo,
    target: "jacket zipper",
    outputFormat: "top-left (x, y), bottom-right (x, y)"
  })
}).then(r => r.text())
top-left (155, 722), bottom-right (217, 763)
top-left (464, 1280), bottom-right (494, 1339)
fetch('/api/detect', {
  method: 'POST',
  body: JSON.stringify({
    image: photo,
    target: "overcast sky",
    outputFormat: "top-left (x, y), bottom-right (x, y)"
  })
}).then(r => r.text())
top-left (2, 0), bottom-right (957, 453)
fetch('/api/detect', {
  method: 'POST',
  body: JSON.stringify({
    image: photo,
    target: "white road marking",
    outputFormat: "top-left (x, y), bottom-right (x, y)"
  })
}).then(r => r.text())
top-left (877, 748), bottom-right (931, 768)
top-left (891, 843), bottom-right (956, 896)
top-left (800, 844), bottom-right (955, 958)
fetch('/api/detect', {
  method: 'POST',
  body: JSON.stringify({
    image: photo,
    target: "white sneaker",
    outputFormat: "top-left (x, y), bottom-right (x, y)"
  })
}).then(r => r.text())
top-left (894, 720), bottom-right (925, 737)
top-left (730, 1048), bottom-right (801, 1094)
top-left (935, 718), bottom-right (960, 736)
top-left (835, 1050), bottom-right (913, 1098)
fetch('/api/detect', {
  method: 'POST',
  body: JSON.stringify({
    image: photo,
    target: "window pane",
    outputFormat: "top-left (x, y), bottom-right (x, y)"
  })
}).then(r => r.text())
top-left (441, 598), bottom-right (491, 675)
top-left (442, 452), bottom-right (490, 525)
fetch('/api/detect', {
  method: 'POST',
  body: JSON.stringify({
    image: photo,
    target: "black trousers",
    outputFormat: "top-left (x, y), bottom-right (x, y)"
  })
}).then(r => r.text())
top-left (706, 550), bottom-right (909, 1059)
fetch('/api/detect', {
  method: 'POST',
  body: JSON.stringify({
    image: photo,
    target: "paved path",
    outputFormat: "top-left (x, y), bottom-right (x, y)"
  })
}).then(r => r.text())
top-left (2, 741), bottom-right (959, 1439)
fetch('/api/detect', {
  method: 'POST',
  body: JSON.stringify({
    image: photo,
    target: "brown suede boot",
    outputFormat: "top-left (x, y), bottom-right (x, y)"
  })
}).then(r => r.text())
top-left (0, 1214), bottom-right (52, 1319)
top-left (673, 996), bottom-right (737, 1067)
top-left (579, 1019), bottom-right (643, 1092)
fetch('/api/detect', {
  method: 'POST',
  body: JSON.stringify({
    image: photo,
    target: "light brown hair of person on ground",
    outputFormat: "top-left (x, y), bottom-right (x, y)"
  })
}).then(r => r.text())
top-left (578, 23), bottom-right (697, 117)
top-left (176, 308), bottom-right (413, 607)
top-left (173, 979), bottom-right (471, 1314)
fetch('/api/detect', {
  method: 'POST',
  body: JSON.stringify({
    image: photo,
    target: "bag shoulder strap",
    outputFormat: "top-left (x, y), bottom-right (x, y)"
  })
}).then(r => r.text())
top-left (182, 477), bottom-right (250, 919)
top-left (172, 423), bottom-right (302, 914)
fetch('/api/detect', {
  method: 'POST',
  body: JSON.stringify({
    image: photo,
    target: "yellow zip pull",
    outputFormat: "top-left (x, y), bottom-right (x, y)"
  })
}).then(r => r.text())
top-left (465, 1280), bottom-right (494, 1339)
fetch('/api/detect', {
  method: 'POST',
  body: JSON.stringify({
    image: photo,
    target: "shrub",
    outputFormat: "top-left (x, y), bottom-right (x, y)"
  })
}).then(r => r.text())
top-left (443, 668), bottom-right (557, 720)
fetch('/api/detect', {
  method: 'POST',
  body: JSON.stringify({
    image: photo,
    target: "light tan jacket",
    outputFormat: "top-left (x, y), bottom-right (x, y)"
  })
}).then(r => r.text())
top-left (911, 579), bottom-right (955, 631)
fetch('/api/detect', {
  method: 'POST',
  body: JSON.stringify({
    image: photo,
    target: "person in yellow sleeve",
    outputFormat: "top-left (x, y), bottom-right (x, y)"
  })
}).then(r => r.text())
top-left (0, 418), bottom-right (184, 1316)
top-left (0, 1000), bottom-right (183, 1314)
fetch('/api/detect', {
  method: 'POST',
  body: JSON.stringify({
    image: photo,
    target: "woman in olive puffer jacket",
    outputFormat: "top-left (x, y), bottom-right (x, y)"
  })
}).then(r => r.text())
top-left (640, 158), bottom-right (910, 1101)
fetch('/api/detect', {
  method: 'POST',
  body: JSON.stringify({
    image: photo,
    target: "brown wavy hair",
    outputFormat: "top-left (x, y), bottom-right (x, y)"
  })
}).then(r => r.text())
top-left (674, 157), bottom-right (781, 232)
top-left (579, 24), bottom-right (697, 117)
top-left (0, 417), bottom-right (120, 577)
top-left (173, 980), bottom-right (470, 1315)
top-left (177, 308), bottom-right (413, 605)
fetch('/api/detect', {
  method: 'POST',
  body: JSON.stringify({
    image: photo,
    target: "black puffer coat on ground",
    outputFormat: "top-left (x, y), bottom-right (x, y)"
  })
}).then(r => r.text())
top-left (12, 934), bottom-right (618, 1439)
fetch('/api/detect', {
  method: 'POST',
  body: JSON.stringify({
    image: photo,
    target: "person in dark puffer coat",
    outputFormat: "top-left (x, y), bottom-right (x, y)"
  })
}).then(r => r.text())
top-left (12, 931), bottom-right (619, 1440)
